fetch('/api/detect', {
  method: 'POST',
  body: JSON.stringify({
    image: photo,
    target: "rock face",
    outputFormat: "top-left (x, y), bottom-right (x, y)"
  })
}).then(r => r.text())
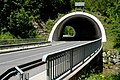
top-left (103, 49), bottom-right (120, 74)
top-left (103, 49), bottom-right (120, 65)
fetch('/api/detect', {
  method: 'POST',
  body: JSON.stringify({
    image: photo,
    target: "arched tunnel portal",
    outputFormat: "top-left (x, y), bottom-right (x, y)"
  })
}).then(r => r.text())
top-left (48, 12), bottom-right (106, 42)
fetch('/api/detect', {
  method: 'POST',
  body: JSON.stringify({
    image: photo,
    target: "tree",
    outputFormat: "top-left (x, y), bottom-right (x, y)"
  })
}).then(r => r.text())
top-left (8, 8), bottom-right (36, 38)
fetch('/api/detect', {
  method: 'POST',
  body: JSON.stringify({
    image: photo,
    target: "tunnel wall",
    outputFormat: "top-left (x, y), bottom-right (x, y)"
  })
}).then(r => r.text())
top-left (48, 12), bottom-right (106, 42)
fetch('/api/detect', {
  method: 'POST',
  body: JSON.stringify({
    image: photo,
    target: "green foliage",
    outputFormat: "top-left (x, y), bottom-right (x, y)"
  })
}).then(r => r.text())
top-left (45, 13), bottom-right (65, 34)
top-left (0, 32), bottom-right (15, 39)
top-left (83, 74), bottom-right (102, 80)
top-left (0, 0), bottom-right (72, 39)
top-left (39, 0), bottom-right (71, 21)
top-left (104, 1), bottom-right (120, 51)
top-left (63, 26), bottom-right (75, 37)
top-left (84, 73), bottom-right (120, 80)
top-left (8, 8), bottom-right (36, 38)
top-left (45, 19), bottom-right (55, 33)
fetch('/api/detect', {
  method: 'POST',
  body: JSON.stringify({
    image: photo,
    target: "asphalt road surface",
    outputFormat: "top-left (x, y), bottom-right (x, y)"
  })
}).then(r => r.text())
top-left (0, 41), bottom-right (90, 79)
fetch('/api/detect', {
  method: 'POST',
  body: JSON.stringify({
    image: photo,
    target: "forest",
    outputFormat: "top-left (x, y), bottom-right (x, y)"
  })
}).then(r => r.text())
top-left (0, 0), bottom-right (120, 51)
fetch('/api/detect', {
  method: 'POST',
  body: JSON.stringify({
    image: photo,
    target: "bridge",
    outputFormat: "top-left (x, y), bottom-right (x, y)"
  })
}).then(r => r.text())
top-left (0, 11), bottom-right (106, 80)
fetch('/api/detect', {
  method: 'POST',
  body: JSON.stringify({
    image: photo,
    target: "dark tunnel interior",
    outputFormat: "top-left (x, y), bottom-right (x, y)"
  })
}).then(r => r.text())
top-left (59, 15), bottom-right (101, 41)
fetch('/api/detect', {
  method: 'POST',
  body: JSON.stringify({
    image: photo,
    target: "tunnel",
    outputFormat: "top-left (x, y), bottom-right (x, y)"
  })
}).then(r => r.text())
top-left (48, 12), bottom-right (106, 42)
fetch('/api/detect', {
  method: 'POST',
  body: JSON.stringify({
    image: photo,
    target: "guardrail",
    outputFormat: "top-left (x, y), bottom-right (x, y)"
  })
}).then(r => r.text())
top-left (0, 38), bottom-right (49, 50)
top-left (0, 59), bottom-right (46, 80)
top-left (0, 38), bottom-right (46, 45)
top-left (42, 38), bottom-right (102, 80)
top-left (0, 42), bottom-right (49, 49)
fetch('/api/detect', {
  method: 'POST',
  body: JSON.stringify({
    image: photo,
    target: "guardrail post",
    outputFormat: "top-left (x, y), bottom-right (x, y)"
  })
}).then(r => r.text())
top-left (46, 60), bottom-right (49, 80)
top-left (15, 66), bottom-right (29, 80)
top-left (22, 45), bottom-right (24, 49)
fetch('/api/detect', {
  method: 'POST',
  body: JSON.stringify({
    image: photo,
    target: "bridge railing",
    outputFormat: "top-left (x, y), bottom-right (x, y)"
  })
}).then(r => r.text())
top-left (42, 38), bottom-right (102, 80)
top-left (0, 59), bottom-right (46, 80)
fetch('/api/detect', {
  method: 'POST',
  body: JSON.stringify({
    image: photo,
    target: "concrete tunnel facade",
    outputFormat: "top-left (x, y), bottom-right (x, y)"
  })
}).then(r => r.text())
top-left (48, 12), bottom-right (106, 42)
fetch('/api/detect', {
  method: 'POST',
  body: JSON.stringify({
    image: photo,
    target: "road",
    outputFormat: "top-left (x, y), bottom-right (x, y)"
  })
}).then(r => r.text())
top-left (0, 41), bottom-right (90, 79)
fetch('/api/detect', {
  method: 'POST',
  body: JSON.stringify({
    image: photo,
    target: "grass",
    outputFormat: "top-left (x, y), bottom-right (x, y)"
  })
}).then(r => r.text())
top-left (79, 64), bottom-right (120, 80)
top-left (78, 72), bottom-right (120, 80)
top-left (77, 64), bottom-right (120, 80)
top-left (84, 73), bottom-right (120, 80)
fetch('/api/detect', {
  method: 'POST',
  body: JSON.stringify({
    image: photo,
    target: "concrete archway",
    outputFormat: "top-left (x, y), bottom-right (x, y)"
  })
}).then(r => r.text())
top-left (48, 12), bottom-right (106, 42)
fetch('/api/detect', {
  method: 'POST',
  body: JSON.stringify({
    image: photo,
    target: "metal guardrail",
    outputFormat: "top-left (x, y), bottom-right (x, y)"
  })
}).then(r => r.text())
top-left (0, 38), bottom-right (46, 45)
top-left (42, 38), bottom-right (102, 80)
top-left (0, 42), bottom-right (49, 49)
top-left (0, 38), bottom-right (49, 50)
top-left (0, 59), bottom-right (46, 80)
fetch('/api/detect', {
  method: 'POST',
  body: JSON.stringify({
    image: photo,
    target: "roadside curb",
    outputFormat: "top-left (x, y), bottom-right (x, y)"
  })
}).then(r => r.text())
top-left (0, 43), bottom-right (51, 54)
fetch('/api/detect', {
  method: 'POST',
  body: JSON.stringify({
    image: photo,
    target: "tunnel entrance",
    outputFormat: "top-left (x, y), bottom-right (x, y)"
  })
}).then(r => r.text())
top-left (48, 12), bottom-right (106, 42)
top-left (60, 15), bottom-right (101, 41)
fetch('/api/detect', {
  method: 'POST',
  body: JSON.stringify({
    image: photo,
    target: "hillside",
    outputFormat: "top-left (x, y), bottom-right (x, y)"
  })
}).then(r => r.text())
top-left (0, 0), bottom-right (120, 52)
